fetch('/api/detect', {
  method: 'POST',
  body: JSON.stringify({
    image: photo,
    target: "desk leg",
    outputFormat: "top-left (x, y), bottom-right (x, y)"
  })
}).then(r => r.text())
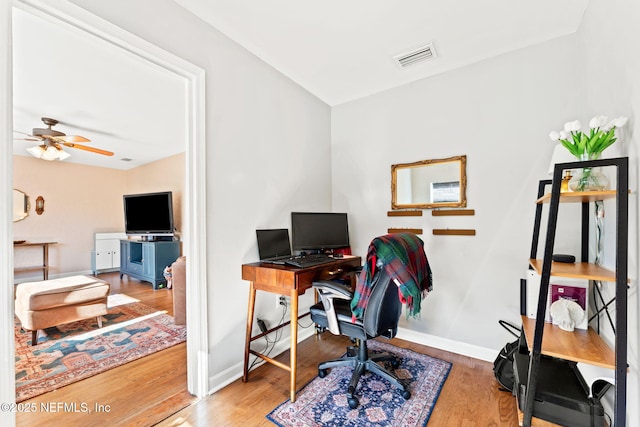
top-left (243, 281), bottom-right (257, 382)
top-left (289, 288), bottom-right (298, 402)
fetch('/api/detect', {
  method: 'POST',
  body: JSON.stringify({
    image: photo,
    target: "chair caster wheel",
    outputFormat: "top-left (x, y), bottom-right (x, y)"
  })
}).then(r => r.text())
top-left (402, 390), bottom-right (411, 400)
top-left (391, 358), bottom-right (401, 369)
top-left (318, 368), bottom-right (329, 378)
top-left (348, 396), bottom-right (359, 409)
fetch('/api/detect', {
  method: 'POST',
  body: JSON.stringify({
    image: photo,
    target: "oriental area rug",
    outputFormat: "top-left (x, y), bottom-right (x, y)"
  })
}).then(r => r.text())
top-left (15, 294), bottom-right (186, 402)
top-left (267, 340), bottom-right (452, 427)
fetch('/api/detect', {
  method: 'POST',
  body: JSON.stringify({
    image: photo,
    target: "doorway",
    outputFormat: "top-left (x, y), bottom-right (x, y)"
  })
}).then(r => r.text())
top-left (5, 0), bottom-right (209, 402)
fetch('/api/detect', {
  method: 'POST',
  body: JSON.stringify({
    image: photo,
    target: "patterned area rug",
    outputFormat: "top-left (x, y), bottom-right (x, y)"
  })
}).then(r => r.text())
top-left (267, 340), bottom-right (452, 427)
top-left (15, 295), bottom-right (186, 402)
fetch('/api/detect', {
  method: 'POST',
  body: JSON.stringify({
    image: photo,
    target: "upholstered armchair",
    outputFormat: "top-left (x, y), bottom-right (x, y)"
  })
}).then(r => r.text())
top-left (171, 256), bottom-right (186, 325)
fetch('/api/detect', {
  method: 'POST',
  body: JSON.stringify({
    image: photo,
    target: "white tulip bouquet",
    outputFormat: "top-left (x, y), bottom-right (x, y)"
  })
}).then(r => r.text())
top-left (549, 115), bottom-right (628, 159)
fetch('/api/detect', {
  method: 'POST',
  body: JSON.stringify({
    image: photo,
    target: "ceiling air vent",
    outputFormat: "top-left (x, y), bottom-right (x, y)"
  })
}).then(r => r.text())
top-left (393, 42), bottom-right (437, 68)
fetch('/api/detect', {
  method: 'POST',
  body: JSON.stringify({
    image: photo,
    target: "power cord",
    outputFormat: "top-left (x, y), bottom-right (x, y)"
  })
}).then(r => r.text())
top-left (248, 302), bottom-right (288, 372)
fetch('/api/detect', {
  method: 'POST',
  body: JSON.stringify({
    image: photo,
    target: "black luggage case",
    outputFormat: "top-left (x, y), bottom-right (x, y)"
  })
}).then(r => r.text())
top-left (513, 351), bottom-right (605, 426)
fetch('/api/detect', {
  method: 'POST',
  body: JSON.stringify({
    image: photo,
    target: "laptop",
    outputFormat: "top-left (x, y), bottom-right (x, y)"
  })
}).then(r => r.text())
top-left (256, 229), bottom-right (293, 264)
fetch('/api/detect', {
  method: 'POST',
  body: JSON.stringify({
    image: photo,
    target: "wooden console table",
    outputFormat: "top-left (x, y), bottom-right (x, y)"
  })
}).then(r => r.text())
top-left (242, 256), bottom-right (361, 402)
top-left (14, 241), bottom-right (57, 280)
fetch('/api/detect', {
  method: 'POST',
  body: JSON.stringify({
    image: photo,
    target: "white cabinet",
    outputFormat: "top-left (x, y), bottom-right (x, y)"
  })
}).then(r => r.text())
top-left (92, 232), bottom-right (126, 274)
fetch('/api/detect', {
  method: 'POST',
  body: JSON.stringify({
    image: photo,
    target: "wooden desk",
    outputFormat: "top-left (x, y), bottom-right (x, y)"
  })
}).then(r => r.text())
top-left (14, 241), bottom-right (57, 280)
top-left (242, 256), bottom-right (361, 402)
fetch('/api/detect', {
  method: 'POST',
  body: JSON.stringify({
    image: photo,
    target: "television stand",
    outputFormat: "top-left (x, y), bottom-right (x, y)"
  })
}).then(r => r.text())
top-left (140, 235), bottom-right (174, 242)
top-left (119, 240), bottom-right (180, 289)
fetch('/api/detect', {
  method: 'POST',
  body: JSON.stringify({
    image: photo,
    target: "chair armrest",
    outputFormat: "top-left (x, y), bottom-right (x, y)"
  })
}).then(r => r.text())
top-left (312, 280), bottom-right (353, 299)
top-left (312, 280), bottom-right (353, 335)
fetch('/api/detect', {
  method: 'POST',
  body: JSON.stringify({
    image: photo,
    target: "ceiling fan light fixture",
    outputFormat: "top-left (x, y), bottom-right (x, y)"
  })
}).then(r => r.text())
top-left (27, 144), bottom-right (70, 161)
top-left (26, 145), bottom-right (45, 159)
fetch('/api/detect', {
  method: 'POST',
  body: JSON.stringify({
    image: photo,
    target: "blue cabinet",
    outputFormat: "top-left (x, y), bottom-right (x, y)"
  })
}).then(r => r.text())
top-left (119, 240), bottom-right (180, 289)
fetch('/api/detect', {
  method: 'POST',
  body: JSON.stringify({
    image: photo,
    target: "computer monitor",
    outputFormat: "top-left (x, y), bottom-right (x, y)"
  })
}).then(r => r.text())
top-left (291, 212), bottom-right (350, 252)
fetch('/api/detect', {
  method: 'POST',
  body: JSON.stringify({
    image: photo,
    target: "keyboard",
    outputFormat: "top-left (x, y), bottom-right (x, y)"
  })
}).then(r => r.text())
top-left (284, 254), bottom-right (334, 268)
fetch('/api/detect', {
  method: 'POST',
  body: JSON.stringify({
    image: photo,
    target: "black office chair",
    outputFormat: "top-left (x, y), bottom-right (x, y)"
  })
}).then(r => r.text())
top-left (310, 269), bottom-right (411, 409)
top-left (310, 233), bottom-right (431, 409)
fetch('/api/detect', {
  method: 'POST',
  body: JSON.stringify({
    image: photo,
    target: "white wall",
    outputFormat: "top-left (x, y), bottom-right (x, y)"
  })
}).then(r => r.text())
top-left (332, 35), bottom-right (585, 352)
top-left (577, 0), bottom-right (640, 423)
top-left (68, 0), bottom-right (333, 388)
top-left (331, 2), bottom-right (640, 422)
top-left (4, 2), bottom-right (637, 423)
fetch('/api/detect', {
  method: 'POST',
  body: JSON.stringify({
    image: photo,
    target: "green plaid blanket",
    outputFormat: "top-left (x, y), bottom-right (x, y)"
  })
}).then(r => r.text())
top-left (351, 233), bottom-right (432, 320)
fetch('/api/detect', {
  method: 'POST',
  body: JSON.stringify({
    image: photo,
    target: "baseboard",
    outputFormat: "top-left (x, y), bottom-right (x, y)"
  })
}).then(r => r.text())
top-left (208, 327), bottom-right (317, 395)
top-left (396, 327), bottom-right (497, 362)
top-left (208, 325), bottom-right (497, 394)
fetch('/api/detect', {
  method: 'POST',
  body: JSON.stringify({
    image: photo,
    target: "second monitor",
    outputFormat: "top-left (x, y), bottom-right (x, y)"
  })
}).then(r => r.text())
top-left (291, 212), bottom-right (350, 253)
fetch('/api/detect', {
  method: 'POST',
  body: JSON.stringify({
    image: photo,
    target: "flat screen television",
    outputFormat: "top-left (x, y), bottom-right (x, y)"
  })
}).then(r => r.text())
top-left (291, 212), bottom-right (350, 252)
top-left (123, 191), bottom-right (174, 239)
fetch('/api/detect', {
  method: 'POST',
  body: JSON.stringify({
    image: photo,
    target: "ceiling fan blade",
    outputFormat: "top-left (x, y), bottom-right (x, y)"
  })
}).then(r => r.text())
top-left (53, 135), bottom-right (91, 143)
top-left (14, 137), bottom-right (41, 141)
top-left (55, 119), bottom-right (115, 137)
top-left (13, 130), bottom-right (42, 140)
top-left (61, 142), bottom-right (114, 156)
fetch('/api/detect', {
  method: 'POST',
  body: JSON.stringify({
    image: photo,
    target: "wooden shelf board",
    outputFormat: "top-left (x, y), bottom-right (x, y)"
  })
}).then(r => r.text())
top-left (387, 228), bottom-right (423, 234)
top-left (521, 316), bottom-right (615, 369)
top-left (536, 190), bottom-right (620, 204)
top-left (433, 229), bottom-right (475, 236)
top-left (387, 210), bottom-right (423, 217)
top-left (431, 209), bottom-right (475, 216)
top-left (528, 259), bottom-right (616, 282)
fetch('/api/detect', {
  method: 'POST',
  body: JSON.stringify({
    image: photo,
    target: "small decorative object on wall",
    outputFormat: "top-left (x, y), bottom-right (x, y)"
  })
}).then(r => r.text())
top-left (13, 189), bottom-right (30, 222)
top-left (35, 196), bottom-right (44, 215)
top-left (391, 155), bottom-right (467, 209)
top-left (549, 115), bottom-right (627, 192)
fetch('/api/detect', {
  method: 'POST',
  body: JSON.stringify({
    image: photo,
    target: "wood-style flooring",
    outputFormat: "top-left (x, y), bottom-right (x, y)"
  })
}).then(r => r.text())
top-left (16, 271), bottom-right (518, 426)
top-left (15, 272), bottom-right (194, 427)
top-left (159, 335), bottom-right (518, 427)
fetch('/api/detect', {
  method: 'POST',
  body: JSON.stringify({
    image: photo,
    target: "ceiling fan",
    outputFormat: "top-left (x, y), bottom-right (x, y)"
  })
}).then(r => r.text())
top-left (14, 117), bottom-right (114, 160)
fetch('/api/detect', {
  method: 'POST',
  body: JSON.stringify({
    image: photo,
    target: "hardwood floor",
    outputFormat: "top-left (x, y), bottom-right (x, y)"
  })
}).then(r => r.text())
top-left (16, 272), bottom-right (518, 426)
top-left (159, 335), bottom-right (518, 426)
top-left (16, 272), bottom-right (194, 427)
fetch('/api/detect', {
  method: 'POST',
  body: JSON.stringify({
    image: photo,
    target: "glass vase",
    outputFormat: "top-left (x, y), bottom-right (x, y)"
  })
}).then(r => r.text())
top-left (568, 153), bottom-right (609, 192)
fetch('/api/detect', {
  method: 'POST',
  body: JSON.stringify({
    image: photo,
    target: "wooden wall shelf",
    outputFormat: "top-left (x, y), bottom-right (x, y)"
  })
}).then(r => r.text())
top-left (387, 228), bottom-right (423, 235)
top-left (432, 229), bottom-right (475, 236)
top-left (432, 209), bottom-right (475, 216)
top-left (387, 210), bottom-right (423, 216)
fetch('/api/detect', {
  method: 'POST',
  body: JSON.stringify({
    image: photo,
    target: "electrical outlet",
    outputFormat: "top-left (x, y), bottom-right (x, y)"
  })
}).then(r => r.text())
top-left (276, 295), bottom-right (290, 309)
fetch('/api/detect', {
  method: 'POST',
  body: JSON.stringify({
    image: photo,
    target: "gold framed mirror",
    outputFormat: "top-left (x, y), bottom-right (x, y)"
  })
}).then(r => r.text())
top-left (13, 188), bottom-right (30, 222)
top-left (391, 155), bottom-right (467, 209)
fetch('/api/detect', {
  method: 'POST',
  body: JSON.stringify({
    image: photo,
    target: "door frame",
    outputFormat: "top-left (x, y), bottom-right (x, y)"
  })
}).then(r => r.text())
top-left (1, 0), bottom-right (210, 412)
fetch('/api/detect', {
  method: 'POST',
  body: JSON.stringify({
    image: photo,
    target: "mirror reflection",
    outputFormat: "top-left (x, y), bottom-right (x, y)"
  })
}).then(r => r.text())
top-left (391, 155), bottom-right (467, 209)
top-left (13, 189), bottom-right (30, 222)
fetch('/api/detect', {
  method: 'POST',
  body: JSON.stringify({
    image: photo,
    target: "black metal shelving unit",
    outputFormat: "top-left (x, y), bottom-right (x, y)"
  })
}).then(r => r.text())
top-left (522, 157), bottom-right (628, 427)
